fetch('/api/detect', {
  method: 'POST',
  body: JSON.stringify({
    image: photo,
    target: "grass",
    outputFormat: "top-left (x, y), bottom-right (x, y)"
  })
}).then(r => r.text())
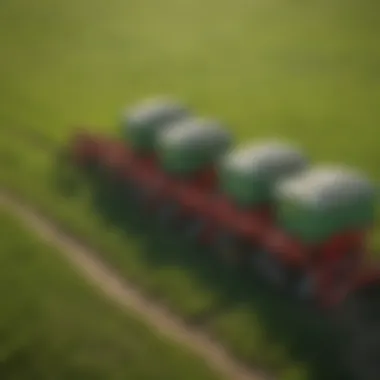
top-left (0, 205), bottom-right (226, 380)
top-left (0, 0), bottom-right (380, 379)
top-left (0, 114), bottom-right (348, 380)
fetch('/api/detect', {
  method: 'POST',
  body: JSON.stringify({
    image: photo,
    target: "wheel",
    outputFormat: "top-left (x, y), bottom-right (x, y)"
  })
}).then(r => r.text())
top-left (182, 217), bottom-right (206, 242)
top-left (291, 273), bottom-right (316, 301)
top-left (132, 186), bottom-right (155, 212)
top-left (346, 325), bottom-right (380, 380)
top-left (156, 201), bottom-right (181, 228)
top-left (339, 286), bottom-right (380, 380)
top-left (97, 162), bottom-right (114, 182)
top-left (252, 250), bottom-right (287, 289)
top-left (213, 232), bottom-right (247, 266)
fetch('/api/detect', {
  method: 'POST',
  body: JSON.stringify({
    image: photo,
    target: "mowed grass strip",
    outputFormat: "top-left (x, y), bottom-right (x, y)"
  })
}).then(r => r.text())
top-left (0, 205), bottom-right (227, 380)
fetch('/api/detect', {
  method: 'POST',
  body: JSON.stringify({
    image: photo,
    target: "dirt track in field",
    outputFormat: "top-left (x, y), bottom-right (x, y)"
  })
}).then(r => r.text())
top-left (0, 189), bottom-right (272, 380)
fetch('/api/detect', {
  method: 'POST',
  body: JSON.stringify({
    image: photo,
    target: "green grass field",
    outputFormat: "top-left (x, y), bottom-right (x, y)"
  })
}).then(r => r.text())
top-left (0, 206), bottom-right (226, 380)
top-left (1, 1), bottom-right (379, 379)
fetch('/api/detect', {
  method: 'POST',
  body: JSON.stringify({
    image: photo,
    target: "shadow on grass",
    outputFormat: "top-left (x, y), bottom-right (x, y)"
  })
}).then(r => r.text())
top-left (52, 160), bottom-right (353, 380)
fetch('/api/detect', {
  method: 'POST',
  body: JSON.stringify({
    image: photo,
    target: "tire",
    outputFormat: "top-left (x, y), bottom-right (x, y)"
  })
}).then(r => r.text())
top-left (213, 232), bottom-right (246, 266)
top-left (156, 202), bottom-right (180, 228)
top-left (291, 273), bottom-right (316, 301)
top-left (337, 286), bottom-right (380, 380)
top-left (346, 325), bottom-right (380, 380)
top-left (98, 163), bottom-right (114, 182)
top-left (134, 186), bottom-right (156, 211)
top-left (252, 250), bottom-right (287, 289)
top-left (182, 218), bottom-right (206, 242)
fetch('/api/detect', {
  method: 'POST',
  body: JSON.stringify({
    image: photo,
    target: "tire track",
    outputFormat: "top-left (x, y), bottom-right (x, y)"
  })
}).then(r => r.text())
top-left (0, 189), bottom-right (273, 380)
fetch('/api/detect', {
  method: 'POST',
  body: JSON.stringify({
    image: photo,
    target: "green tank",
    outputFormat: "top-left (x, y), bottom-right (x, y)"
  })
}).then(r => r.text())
top-left (122, 97), bottom-right (190, 152)
top-left (218, 141), bottom-right (308, 206)
top-left (275, 165), bottom-right (376, 243)
top-left (156, 118), bottom-right (233, 175)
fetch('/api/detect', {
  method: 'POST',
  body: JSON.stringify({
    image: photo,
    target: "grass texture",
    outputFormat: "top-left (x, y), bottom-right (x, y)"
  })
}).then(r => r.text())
top-left (1, 1), bottom-right (380, 379)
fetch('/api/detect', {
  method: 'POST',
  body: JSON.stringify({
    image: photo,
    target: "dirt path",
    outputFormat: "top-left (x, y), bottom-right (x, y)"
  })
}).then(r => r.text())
top-left (0, 189), bottom-right (272, 380)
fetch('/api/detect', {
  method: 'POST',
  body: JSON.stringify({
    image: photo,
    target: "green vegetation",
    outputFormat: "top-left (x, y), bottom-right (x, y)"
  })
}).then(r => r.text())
top-left (1, 0), bottom-right (379, 379)
top-left (0, 206), bottom-right (224, 380)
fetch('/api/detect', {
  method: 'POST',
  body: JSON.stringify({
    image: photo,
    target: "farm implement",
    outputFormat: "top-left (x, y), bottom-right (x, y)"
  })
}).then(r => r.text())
top-left (62, 96), bottom-right (380, 378)
top-left (65, 97), bottom-right (380, 313)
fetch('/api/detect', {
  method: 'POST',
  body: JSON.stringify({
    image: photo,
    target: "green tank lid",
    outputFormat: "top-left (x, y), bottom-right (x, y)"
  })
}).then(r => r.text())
top-left (156, 117), bottom-right (233, 175)
top-left (218, 140), bottom-right (308, 206)
top-left (275, 165), bottom-right (376, 243)
top-left (122, 96), bottom-right (190, 152)
top-left (276, 165), bottom-right (375, 210)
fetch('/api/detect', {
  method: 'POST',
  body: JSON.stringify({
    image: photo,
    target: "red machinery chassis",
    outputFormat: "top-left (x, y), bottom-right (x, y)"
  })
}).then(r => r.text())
top-left (69, 131), bottom-right (380, 309)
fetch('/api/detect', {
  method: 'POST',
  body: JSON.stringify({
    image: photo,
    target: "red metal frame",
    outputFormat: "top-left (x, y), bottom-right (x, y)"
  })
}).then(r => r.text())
top-left (70, 132), bottom-right (380, 309)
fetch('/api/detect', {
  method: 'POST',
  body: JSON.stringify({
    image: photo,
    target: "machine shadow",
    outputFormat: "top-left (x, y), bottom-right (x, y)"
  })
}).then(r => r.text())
top-left (53, 163), bottom-right (353, 380)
